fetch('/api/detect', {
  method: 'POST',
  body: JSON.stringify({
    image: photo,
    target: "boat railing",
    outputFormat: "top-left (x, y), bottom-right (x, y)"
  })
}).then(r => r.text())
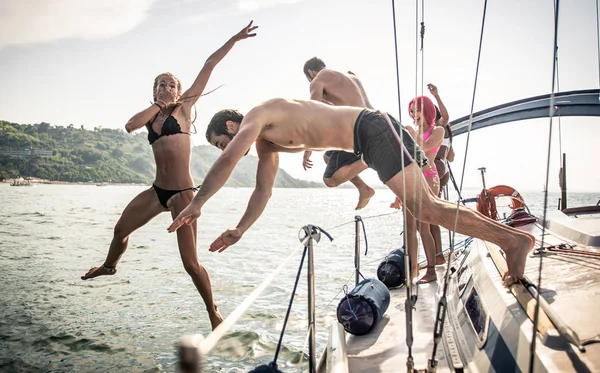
top-left (176, 206), bottom-right (478, 372)
top-left (177, 209), bottom-right (403, 372)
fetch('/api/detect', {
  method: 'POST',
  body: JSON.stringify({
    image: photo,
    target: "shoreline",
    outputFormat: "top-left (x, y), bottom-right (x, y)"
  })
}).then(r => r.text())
top-left (1, 178), bottom-right (146, 187)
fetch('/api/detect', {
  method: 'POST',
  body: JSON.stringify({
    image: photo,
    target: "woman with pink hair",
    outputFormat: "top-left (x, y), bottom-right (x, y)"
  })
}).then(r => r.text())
top-left (392, 95), bottom-right (444, 283)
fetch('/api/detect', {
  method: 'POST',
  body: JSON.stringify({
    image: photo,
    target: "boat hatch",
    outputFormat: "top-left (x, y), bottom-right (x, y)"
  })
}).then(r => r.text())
top-left (462, 286), bottom-right (491, 349)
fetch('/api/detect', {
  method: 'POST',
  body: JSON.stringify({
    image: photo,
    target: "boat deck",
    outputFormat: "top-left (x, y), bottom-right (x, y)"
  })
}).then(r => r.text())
top-left (519, 222), bottom-right (600, 371)
top-left (345, 276), bottom-right (452, 372)
top-left (342, 217), bottom-right (600, 373)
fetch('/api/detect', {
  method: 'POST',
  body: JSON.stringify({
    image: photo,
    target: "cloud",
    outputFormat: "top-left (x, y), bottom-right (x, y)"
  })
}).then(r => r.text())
top-left (235, 0), bottom-right (302, 13)
top-left (0, 0), bottom-right (157, 48)
top-left (184, 0), bottom-right (304, 25)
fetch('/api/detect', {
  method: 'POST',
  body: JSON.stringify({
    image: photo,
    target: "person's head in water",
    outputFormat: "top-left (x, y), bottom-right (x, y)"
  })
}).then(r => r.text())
top-left (408, 96), bottom-right (436, 127)
top-left (206, 109), bottom-right (248, 153)
top-left (153, 72), bottom-right (182, 102)
top-left (303, 57), bottom-right (326, 82)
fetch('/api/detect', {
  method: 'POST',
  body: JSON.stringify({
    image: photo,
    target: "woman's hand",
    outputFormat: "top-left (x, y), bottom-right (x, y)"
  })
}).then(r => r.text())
top-left (427, 83), bottom-right (439, 97)
top-left (234, 20), bottom-right (258, 41)
top-left (156, 88), bottom-right (177, 107)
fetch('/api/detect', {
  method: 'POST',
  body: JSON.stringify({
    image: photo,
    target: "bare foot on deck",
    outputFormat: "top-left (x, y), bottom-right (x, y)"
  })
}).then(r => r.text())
top-left (502, 232), bottom-right (535, 287)
top-left (209, 305), bottom-right (224, 331)
top-left (355, 187), bottom-right (375, 210)
top-left (435, 254), bottom-right (446, 266)
top-left (81, 264), bottom-right (117, 280)
top-left (416, 267), bottom-right (437, 284)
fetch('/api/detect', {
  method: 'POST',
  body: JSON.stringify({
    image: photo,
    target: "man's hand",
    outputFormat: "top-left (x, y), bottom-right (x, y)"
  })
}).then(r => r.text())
top-left (234, 20), bottom-right (258, 41)
top-left (168, 204), bottom-right (201, 232)
top-left (302, 150), bottom-right (313, 170)
top-left (209, 228), bottom-right (243, 252)
top-left (390, 197), bottom-right (403, 209)
top-left (427, 83), bottom-right (439, 97)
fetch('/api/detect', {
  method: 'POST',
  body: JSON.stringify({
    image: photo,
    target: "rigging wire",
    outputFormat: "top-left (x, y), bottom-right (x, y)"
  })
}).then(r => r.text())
top-left (449, 0), bottom-right (488, 252)
top-left (554, 4), bottom-right (562, 160)
top-left (597, 0), bottom-right (600, 89)
top-left (420, 0), bottom-right (425, 100)
top-left (529, 1), bottom-right (560, 371)
top-left (392, 0), bottom-right (403, 122)
top-left (430, 0), bottom-right (488, 367)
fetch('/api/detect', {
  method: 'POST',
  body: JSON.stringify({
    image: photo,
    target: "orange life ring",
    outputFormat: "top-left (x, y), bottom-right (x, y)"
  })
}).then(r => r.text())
top-left (476, 185), bottom-right (526, 220)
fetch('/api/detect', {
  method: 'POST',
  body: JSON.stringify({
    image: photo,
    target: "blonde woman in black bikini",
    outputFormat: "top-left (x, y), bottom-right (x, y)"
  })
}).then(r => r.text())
top-left (81, 21), bottom-right (258, 330)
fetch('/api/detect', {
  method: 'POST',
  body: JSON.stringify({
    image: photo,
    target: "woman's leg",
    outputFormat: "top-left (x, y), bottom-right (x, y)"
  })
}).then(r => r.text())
top-left (416, 221), bottom-right (437, 284)
top-left (404, 209), bottom-right (419, 279)
top-left (169, 191), bottom-right (223, 330)
top-left (414, 176), bottom-right (439, 283)
top-left (82, 187), bottom-right (164, 279)
top-left (432, 169), bottom-right (451, 264)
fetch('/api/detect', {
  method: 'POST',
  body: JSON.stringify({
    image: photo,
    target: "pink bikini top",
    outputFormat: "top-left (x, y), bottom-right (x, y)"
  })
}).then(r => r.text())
top-left (422, 125), bottom-right (438, 153)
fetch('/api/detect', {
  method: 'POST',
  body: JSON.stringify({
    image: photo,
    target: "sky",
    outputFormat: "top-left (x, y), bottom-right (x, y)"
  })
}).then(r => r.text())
top-left (1, 0), bottom-right (599, 193)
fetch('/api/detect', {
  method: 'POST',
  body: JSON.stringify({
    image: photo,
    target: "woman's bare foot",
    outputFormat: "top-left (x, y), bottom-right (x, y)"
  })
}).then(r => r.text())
top-left (81, 264), bottom-right (117, 280)
top-left (416, 267), bottom-right (437, 284)
top-left (208, 305), bottom-right (224, 331)
top-left (435, 254), bottom-right (446, 265)
top-left (502, 233), bottom-right (535, 287)
top-left (355, 186), bottom-right (375, 210)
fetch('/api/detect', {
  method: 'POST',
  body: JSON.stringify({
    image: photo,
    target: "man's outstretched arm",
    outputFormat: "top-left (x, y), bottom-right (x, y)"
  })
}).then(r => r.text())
top-left (209, 141), bottom-right (279, 252)
top-left (167, 115), bottom-right (263, 232)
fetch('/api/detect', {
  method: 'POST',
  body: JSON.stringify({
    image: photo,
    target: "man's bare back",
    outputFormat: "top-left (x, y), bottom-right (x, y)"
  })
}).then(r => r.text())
top-left (246, 98), bottom-right (362, 152)
top-left (310, 69), bottom-right (373, 108)
top-left (303, 58), bottom-right (376, 209)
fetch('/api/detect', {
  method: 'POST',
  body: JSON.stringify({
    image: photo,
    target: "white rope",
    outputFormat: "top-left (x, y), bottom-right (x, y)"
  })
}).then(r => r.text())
top-left (197, 244), bottom-right (303, 356)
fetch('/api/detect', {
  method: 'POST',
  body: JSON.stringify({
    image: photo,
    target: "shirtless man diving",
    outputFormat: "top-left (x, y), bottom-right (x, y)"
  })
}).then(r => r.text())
top-left (167, 99), bottom-right (534, 287)
top-left (302, 57), bottom-right (375, 210)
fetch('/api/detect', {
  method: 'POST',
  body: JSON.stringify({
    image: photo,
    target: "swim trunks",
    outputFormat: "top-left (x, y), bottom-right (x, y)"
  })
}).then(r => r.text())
top-left (353, 109), bottom-right (428, 183)
top-left (323, 150), bottom-right (362, 179)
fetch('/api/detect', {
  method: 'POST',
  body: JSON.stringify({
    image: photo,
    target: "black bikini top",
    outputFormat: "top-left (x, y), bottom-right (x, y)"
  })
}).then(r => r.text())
top-left (146, 107), bottom-right (190, 145)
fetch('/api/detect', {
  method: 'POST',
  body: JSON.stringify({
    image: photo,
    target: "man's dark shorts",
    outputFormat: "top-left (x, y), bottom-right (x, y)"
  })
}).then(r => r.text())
top-left (353, 109), bottom-right (428, 183)
top-left (323, 150), bottom-right (362, 179)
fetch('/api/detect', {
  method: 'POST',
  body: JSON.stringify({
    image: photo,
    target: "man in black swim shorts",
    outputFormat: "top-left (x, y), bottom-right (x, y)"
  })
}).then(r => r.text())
top-left (169, 98), bottom-right (535, 289)
top-left (302, 57), bottom-right (376, 210)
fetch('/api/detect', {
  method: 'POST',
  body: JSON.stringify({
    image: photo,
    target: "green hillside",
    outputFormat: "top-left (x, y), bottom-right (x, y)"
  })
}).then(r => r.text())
top-left (0, 120), bottom-right (322, 188)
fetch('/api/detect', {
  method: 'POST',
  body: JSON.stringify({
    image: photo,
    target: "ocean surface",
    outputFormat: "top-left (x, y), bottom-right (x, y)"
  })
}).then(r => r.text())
top-left (1, 184), bottom-right (598, 372)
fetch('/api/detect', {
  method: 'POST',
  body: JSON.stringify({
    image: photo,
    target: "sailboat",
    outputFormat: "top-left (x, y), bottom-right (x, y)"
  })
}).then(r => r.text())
top-left (176, 2), bottom-right (599, 372)
top-left (315, 1), bottom-right (600, 372)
